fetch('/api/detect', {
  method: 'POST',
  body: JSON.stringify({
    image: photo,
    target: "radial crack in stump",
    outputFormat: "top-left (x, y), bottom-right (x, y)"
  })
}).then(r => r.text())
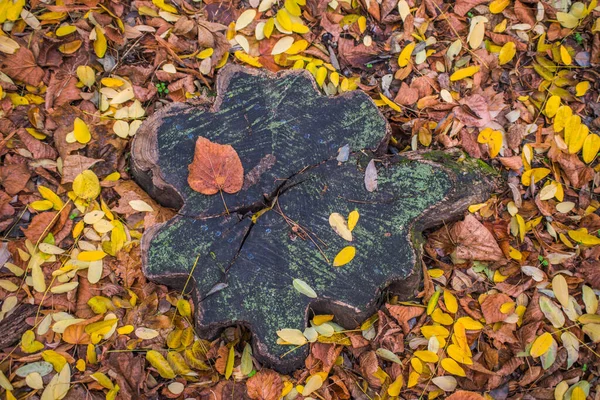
top-left (131, 65), bottom-right (497, 373)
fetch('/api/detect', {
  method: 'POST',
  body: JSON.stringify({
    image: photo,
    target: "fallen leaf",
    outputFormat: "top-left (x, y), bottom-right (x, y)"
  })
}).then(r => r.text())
top-left (429, 214), bottom-right (504, 261)
top-left (364, 159), bottom-right (378, 192)
top-left (246, 369), bottom-right (283, 400)
top-left (188, 137), bottom-right (244, 195)
top-left (333, 246), bottom-right (356, 267)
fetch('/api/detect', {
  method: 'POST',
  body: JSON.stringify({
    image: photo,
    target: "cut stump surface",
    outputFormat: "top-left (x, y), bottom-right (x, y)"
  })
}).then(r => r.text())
top-left (131, 65), bottom-right (497, 373)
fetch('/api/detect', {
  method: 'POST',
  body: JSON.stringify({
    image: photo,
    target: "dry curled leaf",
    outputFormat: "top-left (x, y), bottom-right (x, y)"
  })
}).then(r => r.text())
top-left (188, 136), bottom-right (244, 195)
top-left (246, 369), bottom-right (283, 400)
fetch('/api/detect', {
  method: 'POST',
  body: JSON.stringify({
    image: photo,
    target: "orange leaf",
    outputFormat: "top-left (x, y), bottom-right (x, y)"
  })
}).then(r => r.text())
top-left (187, 137), bottom-right (244, 195)
top-left (63, 323), bottom-right (91, 345)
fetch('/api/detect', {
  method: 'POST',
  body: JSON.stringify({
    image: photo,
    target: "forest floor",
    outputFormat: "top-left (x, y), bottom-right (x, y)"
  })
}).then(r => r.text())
top-left (1, 0), bottom-right (600, 399)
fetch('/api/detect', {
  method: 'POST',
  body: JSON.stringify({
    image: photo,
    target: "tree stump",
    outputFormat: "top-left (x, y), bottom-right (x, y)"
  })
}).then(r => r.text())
top-left (131, 65), bottom-right (497, 373)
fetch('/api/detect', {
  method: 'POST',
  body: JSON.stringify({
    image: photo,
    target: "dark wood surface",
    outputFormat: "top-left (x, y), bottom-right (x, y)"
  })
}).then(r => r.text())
top-left (131, 65), bottom-right (497, 372)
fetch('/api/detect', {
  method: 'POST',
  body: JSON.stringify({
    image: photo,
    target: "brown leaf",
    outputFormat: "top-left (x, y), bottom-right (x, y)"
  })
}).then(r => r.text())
top-left (246, 369), bottom-right (283, 400)
top-left (63, 322), bottom-right (91, 344)
top-left (46, 70), bottom-right (81, 111)
top-left (359, 351), bottom-right (381, 388)
top-left (309, 343), bottom-right (342, 374)
top-left (429, 214), bottom-right (504, 261)
top-left (556, 152), bottom-right (594, 189)
top-left (16, 128), bottom-right (58, 160)
top-left (453, 95), bottom-right (491, 128)
top-left (61, 155), bottom-right (103, 184)
top-left (454, 0), bottom-right (488, 16)
top-left (446, 391), bottom-right (486, 400)
top-left (481, 293), bottom-right (513, 323)
top-left (394, 83), bottom-right (419, 105)
top-left (386, 304), bottom-right (425, 334)
top-left (188, 136), bottom-right (244, 195)
top-left (214, 345), bottom-right (229, 375)
top-left (1, 46), bottom-right (44, 86)
top-left (22, 211), bottom-right (57, 242)
top-left (514, 0), bottom-right (536, 26)
top-left (0, 163), bottom-right (30, 195)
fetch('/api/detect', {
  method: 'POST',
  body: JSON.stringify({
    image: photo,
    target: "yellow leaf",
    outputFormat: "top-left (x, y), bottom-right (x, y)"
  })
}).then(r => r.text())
top-left (276, 328), bottom-right (307, 345)
top-left (560, 45), bottom-right (572, 65)
top-left (380, 93), bottom-right (402, 112)
top-left (388, 375), bottom-right (404, 396)
top-left (443, 290), bottom-right (458, 313)
top-left (427, 289), bottom-right (441, 315)
top-left (568, 228), bottom-right (600, 246)
top-left (347, 210), bottom-right (359, 231)
top-left (285, 39), bottom-right (308, 55)
top-left (450, 65), bottom-right (480, 81)
top-left (316, 67), bottom-right (327, 87)
top-left (276, 8), bottom-right (293, 31)
top-left (233, 51), bottom-right (263, 68)
top-left (583, 133), bottom-right (600, 163)
top-left (428, 269), bottom-right (444, 278)
top-left (545, 95), bottom-right (561, 118)
top-left (358, 16), bottom-right (367, 33)
top-left (468, 20), bottom-right (485, 48)
top-left (557, 12), bottom-right (579, 28)
top-left (177, 299), bottom-right (191, 318)
top-left (477, 128), bottom-right (503, 157)
top-left (455, 316), bottom-right (483, 330)
top-left (78, 250), bottom-right (107, 261)
top-left (31, 261), bottom-right (46, 293)
top-left (498, 42), bottom-right (516, 65)
top-left (73, 117), bottom-right (91, 144)
top-left (407, 371), bottom-right (420, 388)
top-left (552, 274), bottom-right (569, 308)
top-left (30, 200), bottom-right (54, 211)
top-left (75, 359), bottom-right (86, 371)
top-left (553, 105), bottom-right (572, 132)
top-left (73, 170), bottom-right (101, 200)
top-left (101, 77), bottom-right (124, 88)
top-left (447, 344), bottom-right (473, 364)
top-left (421, 325), bottom-right (450, 339)
top-left (235, 9), bottom-right (256, 30)
top-left (333, 246), bottom-right (356, 267)
top-left (117, 325), bottom-right (134, 335)
top-left (530, 332), bottom-right (553, 357)
top-left (303, 374), bottom-right (324, 396)
top-left (489, 0), bottom-right (510, 13)
top-left (398, 42), bottom-right (415, 67)
top-left (414, 350), bottom-right (438, 363)
top-left (441, 358), bottom-right (466, 377)
top-left (91, 372), bottom-right (114, 389)
top-left (56, 25), bottom-right (77, 37)
top-left (271, 36), bottom-right (294, 55)
top-left (38, 185), bottom-right (64, 210)
top-left (576, 81), bottom-right (591, 97)
top-left (431, 308), bottom-right (453, 325)
top-left (225, 345), bottom-right (234, 379)
top-left (0, 371), bottom-right (13, 392)
top-left (51, 281), bottom-right (79, 294)
top-left (263, 18), bottom-right (275, 38)
top-left (0, 35), bottom-right (20, 54)
top-left (329, 213), bottom-right (352, 241)
top-left (564, 114), bottom-right (582, 152)
top-left (146, 350), bottom-right (176, 379)
top-left (76, 65), bottom-right (95, 88)
top-left (152, 0), bottom-right (178, 13)
top-left (93, 26), bottom-right (107, 58)
top-left (572, 387), bottom-right (587, 400)
top-left (21, 330), bottom-right (44, 353)
top-left (285, 0), bottom-right (302, 16)
top-left (521, 168), bottom-right (550, 186)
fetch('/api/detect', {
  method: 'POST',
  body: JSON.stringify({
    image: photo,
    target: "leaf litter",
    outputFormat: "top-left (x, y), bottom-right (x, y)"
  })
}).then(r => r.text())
top-left (0, 0), bottom-right (600, 398)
